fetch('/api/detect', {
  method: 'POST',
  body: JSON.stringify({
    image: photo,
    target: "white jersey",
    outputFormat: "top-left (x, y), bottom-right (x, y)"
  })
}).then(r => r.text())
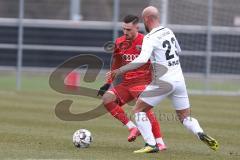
top-left (120, 26), bottom-right (184, 83)
top-left (120, 26), bottom-right (190, 109)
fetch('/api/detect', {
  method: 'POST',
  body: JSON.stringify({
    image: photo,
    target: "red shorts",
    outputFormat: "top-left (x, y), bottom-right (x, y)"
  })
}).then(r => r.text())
top-left (109, 83), bottom-right (147, 106)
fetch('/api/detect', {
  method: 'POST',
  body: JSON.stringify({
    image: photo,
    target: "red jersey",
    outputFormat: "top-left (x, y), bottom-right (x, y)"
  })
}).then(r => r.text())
top-left (109, 33), bottom-right (152, 86)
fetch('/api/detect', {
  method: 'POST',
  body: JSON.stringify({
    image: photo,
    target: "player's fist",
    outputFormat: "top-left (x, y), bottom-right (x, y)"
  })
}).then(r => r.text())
top-left (97, 83), bottom-right (111, 96)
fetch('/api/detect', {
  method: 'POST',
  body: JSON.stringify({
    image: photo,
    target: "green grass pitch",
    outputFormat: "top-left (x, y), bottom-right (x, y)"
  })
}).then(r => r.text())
top-left (0, 73), bottom-right (240, 159)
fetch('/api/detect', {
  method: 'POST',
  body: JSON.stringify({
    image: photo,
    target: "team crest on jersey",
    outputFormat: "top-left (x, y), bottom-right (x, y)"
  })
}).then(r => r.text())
top-left (136, 45), bottom-right (142, 51)
top-left (118, 41), bottom-right (131, 50)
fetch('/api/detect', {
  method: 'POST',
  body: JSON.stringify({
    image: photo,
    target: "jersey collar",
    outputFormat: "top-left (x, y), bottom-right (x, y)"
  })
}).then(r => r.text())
top-left (149, 26), bottom-right (165, 35)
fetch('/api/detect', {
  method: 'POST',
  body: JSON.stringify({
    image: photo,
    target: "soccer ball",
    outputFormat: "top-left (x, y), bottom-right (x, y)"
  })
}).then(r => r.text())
top-left (72, 129), bottom-right (92, 148)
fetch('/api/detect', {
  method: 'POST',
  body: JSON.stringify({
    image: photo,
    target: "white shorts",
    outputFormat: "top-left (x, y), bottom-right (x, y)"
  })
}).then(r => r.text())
top-left (139, 80), bottom-right (190, 110)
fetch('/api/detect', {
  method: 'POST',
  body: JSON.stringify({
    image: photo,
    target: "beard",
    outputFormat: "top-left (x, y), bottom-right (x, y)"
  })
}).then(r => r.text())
top-left (144, 24), bottom-right (150, 33)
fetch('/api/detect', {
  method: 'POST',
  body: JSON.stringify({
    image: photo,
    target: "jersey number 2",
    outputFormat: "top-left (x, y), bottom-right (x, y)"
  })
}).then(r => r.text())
top-left (163, 37), bottom-right (178, 60)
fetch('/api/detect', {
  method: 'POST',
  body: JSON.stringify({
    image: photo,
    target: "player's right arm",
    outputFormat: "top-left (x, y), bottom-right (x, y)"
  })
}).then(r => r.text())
top-left (109, 36), bottom-right (153, 79)
top-left (97, 41), bottom-right (121, 96)
top-left (107, 52), bottom-right (120, 83)
top-left (120, 36), bottom-right (153, 73)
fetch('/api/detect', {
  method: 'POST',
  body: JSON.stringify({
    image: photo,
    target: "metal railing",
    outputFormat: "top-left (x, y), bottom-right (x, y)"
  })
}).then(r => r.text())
top-left (0, 0), bottom-right (239, 95)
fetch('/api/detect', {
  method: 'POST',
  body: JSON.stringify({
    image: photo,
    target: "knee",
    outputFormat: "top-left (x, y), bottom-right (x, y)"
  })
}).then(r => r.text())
top-left (132, 108), bottom-right (141, 113)
top-left (102, 92), bottom-right (116, 105)
top-left (132, 100), bottom-right (152, 113)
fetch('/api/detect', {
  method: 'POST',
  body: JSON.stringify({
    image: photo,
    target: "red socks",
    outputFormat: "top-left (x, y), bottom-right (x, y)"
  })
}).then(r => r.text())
top-left (105, 101), bottom-right (129, 125)
top-left (104, 101), bottom-right (162, 139)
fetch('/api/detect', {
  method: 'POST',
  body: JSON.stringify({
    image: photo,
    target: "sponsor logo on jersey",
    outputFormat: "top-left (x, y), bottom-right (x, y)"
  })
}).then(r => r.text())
top-left (122, 54), bottom-right (138, 62)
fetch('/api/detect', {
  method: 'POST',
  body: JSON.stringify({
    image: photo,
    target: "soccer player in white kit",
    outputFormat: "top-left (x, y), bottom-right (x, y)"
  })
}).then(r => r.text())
top-left (108, 6), bottom-right (219, 153)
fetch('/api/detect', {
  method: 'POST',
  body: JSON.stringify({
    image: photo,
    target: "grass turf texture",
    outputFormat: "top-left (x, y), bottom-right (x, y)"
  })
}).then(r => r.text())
top-left (0, 73), bottom-right (240, 159)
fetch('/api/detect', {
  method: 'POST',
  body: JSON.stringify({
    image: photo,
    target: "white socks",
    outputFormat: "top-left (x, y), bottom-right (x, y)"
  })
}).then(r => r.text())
top-left (126, 121), bottom-right (136, 130)
top-left (132, 114), bottom-right (202, 145)
top-left (183, 117), bottom-right (203, 136)
top-left (135, 112), bottom-right (156, 146)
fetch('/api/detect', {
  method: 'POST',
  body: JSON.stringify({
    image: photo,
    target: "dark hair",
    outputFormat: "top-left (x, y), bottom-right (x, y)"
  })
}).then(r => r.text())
top-left (123, 15), bottom-right (139, 24)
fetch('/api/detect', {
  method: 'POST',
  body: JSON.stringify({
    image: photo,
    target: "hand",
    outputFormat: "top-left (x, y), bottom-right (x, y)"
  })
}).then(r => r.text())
top-left (106, 69), bottom-right (121, 81)
top-left (97, 83), bottom-right (111, 96)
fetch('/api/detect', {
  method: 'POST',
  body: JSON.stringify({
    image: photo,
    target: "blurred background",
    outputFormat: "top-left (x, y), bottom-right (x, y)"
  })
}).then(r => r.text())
top-left (1, 1), bottom-right (240, 159)
top-left (0, 0), bottom-right (240, 95)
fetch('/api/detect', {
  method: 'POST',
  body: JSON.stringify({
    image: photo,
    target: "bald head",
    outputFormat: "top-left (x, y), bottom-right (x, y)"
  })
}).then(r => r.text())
top-left (142, 6), bottom-right (160, 33)
top-left (142, 6), bottom-right (160, 20)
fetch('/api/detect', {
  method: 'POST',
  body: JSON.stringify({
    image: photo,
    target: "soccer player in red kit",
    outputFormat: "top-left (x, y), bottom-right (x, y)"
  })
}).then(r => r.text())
top-left (97, 15), bottom-right (166, 151)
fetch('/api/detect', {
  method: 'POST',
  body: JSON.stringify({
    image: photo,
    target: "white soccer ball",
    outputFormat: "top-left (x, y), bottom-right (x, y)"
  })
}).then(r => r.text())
top-left (73, 129), bottom-right (92, 148)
